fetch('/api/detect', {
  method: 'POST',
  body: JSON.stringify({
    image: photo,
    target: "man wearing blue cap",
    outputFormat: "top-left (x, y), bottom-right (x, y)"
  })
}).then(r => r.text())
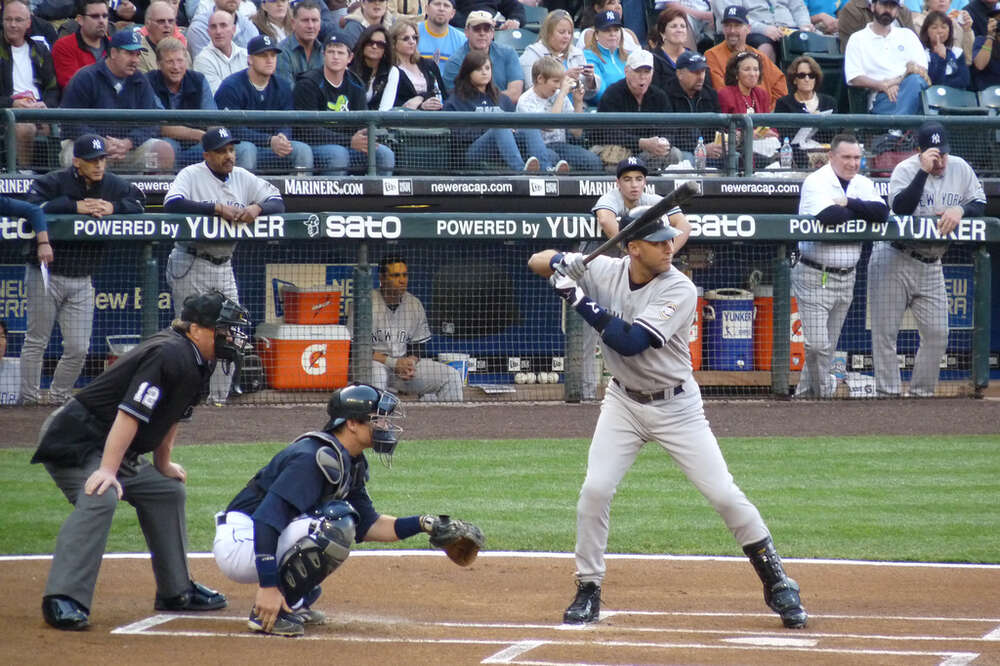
top-left (60, 29), bottom-right (176, 171)
top-left (20, 134), bottom-right (145, 405)
top-left (664, 51), bottom-right (724, 164)
top-left (527, 190), bottom-right (807, 631)
top-left (705, 6), bottom-right (787, 106)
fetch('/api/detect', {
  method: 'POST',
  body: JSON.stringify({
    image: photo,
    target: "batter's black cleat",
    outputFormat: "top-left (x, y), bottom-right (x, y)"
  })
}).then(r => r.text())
top-left (42, 595), bottom-right (90, 631)
top-left (563, 581), bottom-right (601, 624)
top-left (155, 580), bottom-right (227, 611)
top-left (765, 578), bottom-right (808, 629)
top-left (248, 609), bottom-right (305, 637)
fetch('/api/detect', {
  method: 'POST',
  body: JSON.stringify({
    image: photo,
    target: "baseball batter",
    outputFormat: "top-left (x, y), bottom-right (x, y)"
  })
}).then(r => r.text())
top-left (869, 121), bottom-right (985, 397)
top-left (164, 126), bottom-right (284, 405)
top-left (793, 134), bottom-right (888, 398)
top-left (528, 213), bottom-right (807, 630)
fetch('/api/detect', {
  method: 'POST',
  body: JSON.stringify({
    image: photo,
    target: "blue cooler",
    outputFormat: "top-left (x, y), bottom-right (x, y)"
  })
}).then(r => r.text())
top-left (704, 288), bottom-right (754, 371)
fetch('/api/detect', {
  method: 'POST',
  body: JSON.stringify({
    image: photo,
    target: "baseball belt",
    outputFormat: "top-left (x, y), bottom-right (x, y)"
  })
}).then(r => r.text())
top-left (185, 246), bottom-right (231, 265)
top-left (798, 257), bottom-right (854, 275)
top-left (612, 377), bottom-right (684, 404)
top-left (890, 241), bottom-right (939, 264)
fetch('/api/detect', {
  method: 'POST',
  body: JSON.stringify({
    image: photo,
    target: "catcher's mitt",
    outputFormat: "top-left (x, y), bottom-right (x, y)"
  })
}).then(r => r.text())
top-left (424, 515), bottom-right (485, 566)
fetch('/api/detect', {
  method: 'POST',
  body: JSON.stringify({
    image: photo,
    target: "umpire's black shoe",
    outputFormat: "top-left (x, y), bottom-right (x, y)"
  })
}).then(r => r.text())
top-left (42, 595), bottom-right (90, 631)
top-left (155, 580), bottom-right (227, 611)
top-left (563, 581), bottom-right (601, 624)
top-left (765, 578), bottom-right (808, 629)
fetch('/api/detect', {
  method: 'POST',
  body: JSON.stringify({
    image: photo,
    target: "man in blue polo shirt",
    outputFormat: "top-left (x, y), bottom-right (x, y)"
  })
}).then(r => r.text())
top-left (442, 10), bottom-right (524, 102)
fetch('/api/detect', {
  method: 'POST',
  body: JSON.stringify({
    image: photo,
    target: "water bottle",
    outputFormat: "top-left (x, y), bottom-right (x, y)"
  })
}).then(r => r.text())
top-left (779, 136), bottom-right (793, 169)
top-left (694, 136), bottom-right (707, 170)
top-left (859, 143), bottom-right (867, 174)
top-left (432, 80), bottom-right (442, 104)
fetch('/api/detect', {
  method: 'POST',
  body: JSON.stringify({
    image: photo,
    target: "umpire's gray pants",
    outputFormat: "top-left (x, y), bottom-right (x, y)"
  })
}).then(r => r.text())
top-left (791, 262), bottom-right (855, 398)
top-left (43, 447), bottom-right (192, 611)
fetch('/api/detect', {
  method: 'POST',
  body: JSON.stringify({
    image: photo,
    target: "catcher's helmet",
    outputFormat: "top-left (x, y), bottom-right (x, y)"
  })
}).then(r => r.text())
top-left (181, 289), bottom-right (252, 363)
top-left (325, 383), bottom-right (403, 465)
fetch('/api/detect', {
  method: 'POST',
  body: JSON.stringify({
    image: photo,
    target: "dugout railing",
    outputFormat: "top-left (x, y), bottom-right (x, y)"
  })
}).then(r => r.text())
top-left (1, 212), bottom-right (994, 403)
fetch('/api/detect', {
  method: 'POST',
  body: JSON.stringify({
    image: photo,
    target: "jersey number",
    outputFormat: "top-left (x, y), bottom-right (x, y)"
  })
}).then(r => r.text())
top-left (133, 381), bottom-right (162, 409)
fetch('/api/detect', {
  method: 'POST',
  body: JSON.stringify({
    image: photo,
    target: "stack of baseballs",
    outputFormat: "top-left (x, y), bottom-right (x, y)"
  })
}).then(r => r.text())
top-left (514, 372), bottom-right (561, 384)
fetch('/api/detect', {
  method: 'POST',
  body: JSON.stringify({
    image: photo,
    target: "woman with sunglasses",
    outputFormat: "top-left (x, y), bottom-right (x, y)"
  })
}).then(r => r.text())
top-left (350, 24), bottom-right (396, 108)
top-left (251, 0), bottom-right (293, 42)
top-left (520, 10), bottom-right (597, 99)
top-left (382, 20), bottom-right (447, 108)
top-left (774, 56), bottom-right (837, 166)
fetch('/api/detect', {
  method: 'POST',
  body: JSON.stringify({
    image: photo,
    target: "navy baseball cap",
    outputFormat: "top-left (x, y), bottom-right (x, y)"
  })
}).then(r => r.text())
top-left (676, 51), bottom-right (709, 72)
top-left (109, 28), bottom-right (147, 50)
top-left (616, 156), bottom-right (648, 178)
top-left (202, 126), bottom-right (238, 151)
top-left (73, 134), bottom-right (107, 159)
top-left (917, 121), bottom-right (950, 153)
top-left (325, 33), bottom-right (349, 48)
top-left (721, 5), bottom-right (749, 24)
top-left (594, 9), bottom-right (623, 30)
top-left (247, 34), bottom-right (280, 55)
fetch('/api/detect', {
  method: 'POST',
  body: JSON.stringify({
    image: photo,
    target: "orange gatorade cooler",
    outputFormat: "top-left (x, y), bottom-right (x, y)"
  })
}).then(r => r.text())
top-left (689, 287), bottom-right (704, 371)
top-left (753, 285), bottom-right (805, 371)
top-left (255, 322), bottom-right (350, 390)
top-left (281, 286), bottom-right (342, 325)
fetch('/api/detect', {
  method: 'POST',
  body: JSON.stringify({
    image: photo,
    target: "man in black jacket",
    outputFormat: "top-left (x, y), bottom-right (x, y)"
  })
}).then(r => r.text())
top-left (452, 0), bottom-right (524, 31)
top-left (21, 134), bottom-right (145, 406)
top-left (663, 51), bottom-right (724, 166)
top-left (147, 37), bottom-right (216, 167)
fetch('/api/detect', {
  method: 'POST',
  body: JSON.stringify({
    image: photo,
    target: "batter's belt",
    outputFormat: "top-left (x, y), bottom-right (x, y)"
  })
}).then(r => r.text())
top-left (612, 377), bottom-right (684, 404)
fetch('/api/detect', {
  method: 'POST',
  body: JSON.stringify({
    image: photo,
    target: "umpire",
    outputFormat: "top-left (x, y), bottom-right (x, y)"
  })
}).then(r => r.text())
top-left (31, 290), bottom-right (250, 630)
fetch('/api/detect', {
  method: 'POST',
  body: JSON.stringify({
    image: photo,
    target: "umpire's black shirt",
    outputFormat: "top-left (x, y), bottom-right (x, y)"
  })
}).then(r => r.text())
top-left (31, 328), bottom-right (213, 467)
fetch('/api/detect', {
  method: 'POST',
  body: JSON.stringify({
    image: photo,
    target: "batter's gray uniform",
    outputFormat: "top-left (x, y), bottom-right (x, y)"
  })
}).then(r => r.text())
top-left (869, 154), bottom-right (985, 396)
top-left (349, 289), bottom-right (463, 401)
top-left (793, 163), bottom-right (883, 398)
top-left (574, 256), bottom-right (770, 583)
top-left (164, 161), bottom-right (282, 403)
top-left (585, 188), bottom-right (665, 401)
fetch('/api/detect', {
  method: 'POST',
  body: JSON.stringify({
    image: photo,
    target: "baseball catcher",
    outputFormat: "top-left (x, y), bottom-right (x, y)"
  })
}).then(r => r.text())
top-left (212, 383), bottom-right (486, 637)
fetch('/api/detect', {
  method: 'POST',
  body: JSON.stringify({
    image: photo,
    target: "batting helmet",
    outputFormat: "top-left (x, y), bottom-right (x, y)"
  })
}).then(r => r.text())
top-left (181, 290), bottom-right (252, 363)
top-left (324, 383), bottom-right (403, 464)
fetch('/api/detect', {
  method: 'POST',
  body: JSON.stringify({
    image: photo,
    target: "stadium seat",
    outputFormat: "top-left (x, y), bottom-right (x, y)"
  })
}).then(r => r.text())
top-left (921, 85), bottom-right (987, 115)
top-left (492, 27), bottom-right (540, 54)
top-left (781, 31), bottom-right (844, 108)
top-left (521, 5), bottom-right (547, 32)
top-left (978, 86), bottom-right (1000, 170)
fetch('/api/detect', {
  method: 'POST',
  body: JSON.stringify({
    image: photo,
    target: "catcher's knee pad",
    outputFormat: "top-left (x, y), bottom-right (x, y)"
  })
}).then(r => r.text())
top-left (278, 503), bottom-right (357, 606)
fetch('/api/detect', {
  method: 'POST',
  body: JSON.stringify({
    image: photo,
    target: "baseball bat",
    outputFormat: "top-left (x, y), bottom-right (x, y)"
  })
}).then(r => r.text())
top-left (582, 180), bottom-right (701, 264)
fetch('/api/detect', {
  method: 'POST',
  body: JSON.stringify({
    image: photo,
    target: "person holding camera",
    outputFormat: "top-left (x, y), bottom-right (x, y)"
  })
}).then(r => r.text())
top-left (971, 12), bottom-right (1000, 90)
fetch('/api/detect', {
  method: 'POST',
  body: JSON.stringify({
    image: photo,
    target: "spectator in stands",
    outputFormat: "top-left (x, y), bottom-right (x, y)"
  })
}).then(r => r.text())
top-left (649, 5), bottom-right (696, 92)
top-left (1, 0), bottom-right (59, 169)
top-left (718, 50), bottom-right (771, 113)
top-left (844, 0), bottom-right (929, 114)
top-left (660, 0), bottom-right (716, 48)
top-left (60, 30), bottom-right (176, 171)
top-left (576, 0), bottom-right (640, 53)
top-left (187, 0), bottom-right (258, 59)
top-left (774, 55), bottom-right (837, 160)
top-left (805, 0), bottom-right (839, 34)
top-left (972, 13), bottom-right (1000, 88)
top-left (520, 10), bottom-right (597, 101)
top-left (193, 9), bottom-right (248, 93)
top-left (588, 49), bottom-right (679, 170)
top-left (663, 51), bottom-right (724, 165)
top-left (0, 318), bottom-right (21, 405)
top-left (920, 10), bottom-right (971, 86)
top-left (52, 0), bottom-right (110, 90)
top-left (706, 6), bottom-right (786, 109)
top-left (714, 0), bottom-right (814, 63)
top-left (26, 10), bottom-right (58, 52)
top-left (965, 0), bottom-right (997, 36)
top-left (442, 10), bottom-right (524, 101)
top-left (913, 0), bottom-right (972, 63)
top-left (215, 34), bottom-right (312, 172)
top-left (583, 10), bottom-right (629, 103)
top-left (138, 1), bottom-right (186, 74)
top-left (392, 0), bottom-right (426, 18)
top-left (451, 0), bottom-right (524, 30)
top-left (252, 0), bottom-right (293, 42)
top-left (384, 19), bottom-right (447, 108)
top-left (517, 55), bottom-right (601, 172)
top-left (276, 0), bottom-right (324, 84)
top-left (418, 0), bottom-right (466, 67)
top-left (336, 0), bottom-right (396, 49)
top-left (22, 134), bottom-right (145, 406)
top-left (148, 38), bottom-right (216, 167)
top-left (443, 49), bottom-right (550, 171)
top-left (292, 34), bottom-right (395, 174)
top-left (839, 0), bottom-right (915, 53)
top-left (350, 24), bottom-right (395, 107)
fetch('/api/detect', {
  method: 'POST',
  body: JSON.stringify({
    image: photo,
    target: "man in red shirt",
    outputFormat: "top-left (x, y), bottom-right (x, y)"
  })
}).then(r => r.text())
top-left (52, 0), bottom-right (111, 89)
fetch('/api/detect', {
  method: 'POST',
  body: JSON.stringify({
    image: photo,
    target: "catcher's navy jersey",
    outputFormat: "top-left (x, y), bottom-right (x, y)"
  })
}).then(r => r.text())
top-left (225, 435), bottom-right (378, 540)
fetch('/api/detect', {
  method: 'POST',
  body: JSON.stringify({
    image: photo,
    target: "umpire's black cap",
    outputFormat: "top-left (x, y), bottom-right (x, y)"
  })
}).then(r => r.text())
top-left (616, 156), bottom-right (648, 178)
top-left (917, 121), bottom-right (950, 154)
top-left (181, 291), bottom-right (226, 327)
top-left (202, 126), bottom-right (239, 152)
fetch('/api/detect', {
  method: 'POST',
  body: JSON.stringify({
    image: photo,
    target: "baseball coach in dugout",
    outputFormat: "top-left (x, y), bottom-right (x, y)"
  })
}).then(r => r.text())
top-left (528, 206), bottom-right (807, 630)
top-left (31, 290), bottom-right (251, 631)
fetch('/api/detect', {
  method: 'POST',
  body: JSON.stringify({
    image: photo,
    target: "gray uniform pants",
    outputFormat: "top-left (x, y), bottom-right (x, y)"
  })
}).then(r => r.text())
top-left (370, 359), bottom-right (464, 401)
top-left (166, 249), bottom-right (239, 403)
top-left (866, 243), bottom-right (948, 397)
top-left (791, 263), bottom-right (855, 398)
top-left (42, 441), bottom-right (192, 611)
top-left (20, 266), bottom-right (94, 404)
top-left (574, 378), bottom-right (769, 583)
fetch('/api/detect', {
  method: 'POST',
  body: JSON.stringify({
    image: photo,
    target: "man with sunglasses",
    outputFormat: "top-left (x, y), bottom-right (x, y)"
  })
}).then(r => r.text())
top-left (442, 9), bottom-right (524, 101)
top-left (51, 0), bottom-right (111, 89)
top-left (138, 0), bottom-right (185, 73)
top-left (451, 0), bottom-right (524, 32)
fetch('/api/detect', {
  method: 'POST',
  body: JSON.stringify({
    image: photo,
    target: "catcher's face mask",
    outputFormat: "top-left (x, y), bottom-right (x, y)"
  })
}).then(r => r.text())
top-left (369, 392), bottom-right (403, 467)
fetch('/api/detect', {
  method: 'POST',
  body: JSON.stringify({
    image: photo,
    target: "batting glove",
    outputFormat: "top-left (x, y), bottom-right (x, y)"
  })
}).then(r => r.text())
top-left (550, 252), bottom-right (587, 281)
top-left (550, 274), bottom-right (585, 306)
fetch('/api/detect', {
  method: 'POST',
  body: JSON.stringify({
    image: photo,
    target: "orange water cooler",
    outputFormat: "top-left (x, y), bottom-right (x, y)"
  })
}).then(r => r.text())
top-left (689, 287), bottom-right (704, 371)
top-left (753, 285), bottom-right (805, 371)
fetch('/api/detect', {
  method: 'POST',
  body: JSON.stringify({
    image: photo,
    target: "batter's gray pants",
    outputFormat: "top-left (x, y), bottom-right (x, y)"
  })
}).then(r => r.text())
top-left (19, 266), bottom-right (94, 404)
top-left (790, 262), bottom-right (856, 398)
top-left (866, 243), bottom-right (948, 397)
top-left (42, 447), bottom-right (192, 611)
top-left (573, 378), bottom-right (770, 583)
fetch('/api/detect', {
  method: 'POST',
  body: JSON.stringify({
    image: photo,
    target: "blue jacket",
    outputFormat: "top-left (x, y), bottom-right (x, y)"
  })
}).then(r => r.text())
top-left (214, 71), bottom-right (294, 146)
top-left (60, 60), bottom-right (164, 145)
top-left (442, 89), bottom-right (515, 146)
top-left (147, 68), bottom-right (216, 110)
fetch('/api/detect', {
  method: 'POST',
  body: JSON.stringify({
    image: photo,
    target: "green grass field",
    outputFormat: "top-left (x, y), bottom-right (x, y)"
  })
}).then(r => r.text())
top-left (3, 435), bottom-right (998, 563)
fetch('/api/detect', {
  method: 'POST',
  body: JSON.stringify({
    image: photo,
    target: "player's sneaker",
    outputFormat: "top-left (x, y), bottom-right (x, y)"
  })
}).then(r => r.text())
top-left (563, 581), bottom-right (601, 624)
top-left (765, 578), bottom-right (808, 629)
top-left (292, 606), bottom-right (327, 625)
top-left (248, 609), bottom-right (304, 637)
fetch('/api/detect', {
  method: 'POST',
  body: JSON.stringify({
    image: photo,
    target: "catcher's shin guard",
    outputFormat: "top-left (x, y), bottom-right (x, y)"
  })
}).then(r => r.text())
top-left (278, 508), bottom-right (356, 606)
top-left (743, 537), bottom-right (808, 629)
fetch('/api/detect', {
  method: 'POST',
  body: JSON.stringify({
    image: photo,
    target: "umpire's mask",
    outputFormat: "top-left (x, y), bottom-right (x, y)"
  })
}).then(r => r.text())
top-left (181, 290), bottom-right (252, 364)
